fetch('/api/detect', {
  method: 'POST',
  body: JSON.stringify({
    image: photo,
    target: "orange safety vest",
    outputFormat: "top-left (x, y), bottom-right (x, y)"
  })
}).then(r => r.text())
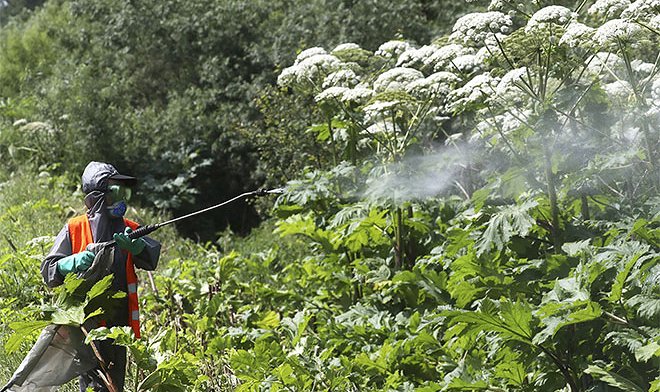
top-left (68, 214), bottom-right (142, 338)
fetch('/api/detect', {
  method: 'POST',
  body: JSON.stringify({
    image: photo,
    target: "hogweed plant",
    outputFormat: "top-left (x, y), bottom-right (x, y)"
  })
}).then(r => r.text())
top-left (272, 1), bottom-right (659, 390)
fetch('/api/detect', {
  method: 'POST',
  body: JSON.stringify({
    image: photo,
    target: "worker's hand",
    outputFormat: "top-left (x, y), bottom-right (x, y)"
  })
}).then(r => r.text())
top-left (56, 251), bottom-right (95, 275)
top-left (114, 227), bottom-right (146, 255)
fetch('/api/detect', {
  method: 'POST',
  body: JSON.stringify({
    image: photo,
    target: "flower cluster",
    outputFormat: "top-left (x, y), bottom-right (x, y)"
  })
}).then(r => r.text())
top-left (364, 101), bottom-right (403, 122)
top-left (494, 67), bottom-right (528, 100)
top-left (449, 12), bottom-right (513, 47)
top-left (587, 52), bottom-right (625, 81)
top-left (620, 0), bottom-right (660, 21)
top-left (342, 87), bottom-right (376, 104)
top-left (314, 85), bottom-right (375, 105)
top-left (631, 60), bottom-right (655, 77)
top-left (603, 80), bottom-right (634, 102)
top-left (651, 77), bottom-right (660, 103)
top-left (559, 22), bottom-right (595, 47)
top-left (375, 40), bottom-right (413, 59)
top-left (650, 14), bottom-right (660, 28)
top-left (315, 87), bottom-right (349, 103)
top-left (332, 43), bottom-right (362, 53)
top-left (525, 6), bottom-right (577, 33)
top-left (593, 19), bottom-right (641, 45)
top-left (278, 48), bottom-right (342, 87)
top-left (429, 44), bottom-right (475, 72)
top-left (323, 69), bottom-right (360, 88)
top-left (448, 72), bottom-right (500, 112)
top-left (373, 67), bottom-right (424, 92)
top-left (297, 47), bottom-right (328, 62)
top-left (450, 54), bottom-right (482, 74)
top-left (406, 71), bottom-right (461, 99)
top-left (396, 45), bottom-right (442, 69)
top-left (475, 110), bottom-right (528, 144)
top-left (588, 0), bottom-right (632, 19)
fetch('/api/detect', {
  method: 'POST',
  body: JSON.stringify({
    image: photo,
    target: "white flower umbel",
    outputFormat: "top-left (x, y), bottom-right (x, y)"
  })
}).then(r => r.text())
top-left (342, 86), bottom-right (375, 104)
top-left (588, 0), bottom-right (633, 19)
top-left (373, 67), bottom-right (424, 92)
top-left (448, 72), bottom-right (500, 112)
top-left (603, 80), bottom-right (634, 103)
top-left (365, 120), bottom-right (396, 135)
top-left (429, 44), bottom-right (475, 72)
top-left (593, 18), bottom-right (641, 45)
top-left (631, 60), bottom-right (655, 77)
top-left (332, 43), bottom-right (362, 53)
top-left (406, 71), bottom-right (461, 99)
top-left (449, 12), bottom-right (513, 47)
top-left (494, 67), bottom-right (528, 100)
top-left (621, 0), bottom-right (660, 21)
top-left (375, 40), bottom-right (413, 59)
top-left (364, 101), bottom-right (401, 119)
top-left (650, 77), bottom-right (660, 104)
top-left (277, 53), bottom-right (342, 87)
top-left (487, 0), bottom-right (528, 12)
top-left (450, 54), bottom-right (481, 74)
top-left (525, 6), bottom-right (577, 33)
top-left (587, 52), bottom-right (625, 81)
top-left (650, 14), bottom-right (660, 29)
top-left (315, 87), bottom-right (350, 103)
top-left (559, 22), bottom-right (595, 47)
top-left (322, 69), bottom-right (360, 88)
top-left (396, 45), bottom-right (441, 69)
top-left (296, 47), bottom-right (328, 63)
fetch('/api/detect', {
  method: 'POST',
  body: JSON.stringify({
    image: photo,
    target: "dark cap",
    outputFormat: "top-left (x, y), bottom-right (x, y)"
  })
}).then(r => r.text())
top-left (82, 161), bottom-right (137, 194)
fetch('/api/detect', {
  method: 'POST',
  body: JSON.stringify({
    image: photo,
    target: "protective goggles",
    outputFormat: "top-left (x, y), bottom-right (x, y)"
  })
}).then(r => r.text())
top-left (108, 184), bottom-right (132, 202)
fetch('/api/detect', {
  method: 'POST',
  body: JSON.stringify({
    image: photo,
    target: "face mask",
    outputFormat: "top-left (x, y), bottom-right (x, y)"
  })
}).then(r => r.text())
top-left (107, 200), bottom-right (127, 218)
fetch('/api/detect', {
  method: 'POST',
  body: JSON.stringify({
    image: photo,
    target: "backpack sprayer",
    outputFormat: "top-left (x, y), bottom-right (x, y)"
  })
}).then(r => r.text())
top-left (125, 187), bottom-right (285, 240)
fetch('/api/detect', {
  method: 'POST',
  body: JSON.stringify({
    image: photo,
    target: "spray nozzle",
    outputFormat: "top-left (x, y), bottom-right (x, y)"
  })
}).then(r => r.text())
top-left (255, 188), bottom-right (284, 196)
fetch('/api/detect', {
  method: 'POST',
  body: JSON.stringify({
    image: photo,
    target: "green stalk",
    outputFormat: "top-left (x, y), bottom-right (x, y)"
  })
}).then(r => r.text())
top-left (327, 115), bottom-right (338, 167)
top-left (544, 144), bottom-right (562, 252)
top-left (394, 207), bottom-right (403, 270)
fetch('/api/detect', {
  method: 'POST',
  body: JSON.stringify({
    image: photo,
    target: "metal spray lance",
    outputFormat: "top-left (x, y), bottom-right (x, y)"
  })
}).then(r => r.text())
top-left (124, 187), bottom-right (285, 240)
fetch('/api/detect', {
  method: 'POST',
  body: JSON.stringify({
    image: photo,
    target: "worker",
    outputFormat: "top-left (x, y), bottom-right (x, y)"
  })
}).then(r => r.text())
top-left (41, 161), bottom-right (161, 392)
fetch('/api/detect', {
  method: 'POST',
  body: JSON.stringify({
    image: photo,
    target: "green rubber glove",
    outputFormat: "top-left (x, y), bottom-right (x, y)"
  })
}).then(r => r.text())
top-left (114, 227), bottom-right (146, 255)
top-left (57, 251), bottom-right (95, 275)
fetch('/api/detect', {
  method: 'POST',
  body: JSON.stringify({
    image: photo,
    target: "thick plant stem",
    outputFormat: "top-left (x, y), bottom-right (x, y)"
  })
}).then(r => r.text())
top-left (640, 121), bottom-right (659, 190)
top-left (394, 207), bottom-right (403, 269)
top-left (580, 194), bottom-right (590, 221)
top-left (544, 145), bottom-right (562, 252)
top-left (537, 344), bottom-right (580, 392)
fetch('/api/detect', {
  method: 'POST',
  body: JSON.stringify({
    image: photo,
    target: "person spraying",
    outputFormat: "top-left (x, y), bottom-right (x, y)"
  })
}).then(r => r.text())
top-left (41, 161), bottom-right (161, 392)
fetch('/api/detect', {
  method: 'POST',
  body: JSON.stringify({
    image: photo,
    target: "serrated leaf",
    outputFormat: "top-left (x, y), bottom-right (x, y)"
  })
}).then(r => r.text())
top-left (585, 365), bottom-right (645, 392)
top-left (533, 301), bottom-right (602, 345)
top-left (450, 300), bottom-right (534, 344)
top-left (609, 252), bottom-right (643, 302)
top-left (476, 199), bottom-right (538, 256)
top-left (562, 239), bottom-right (591, 257)
top-left (51, 304), bottom-right (86, 326)
top-left (5, 320), bottom-right (50, 353)
top-left (255, 310), bottom-right (280, 330)
top-left (86, 274), bottom-right (114, 302)
top-left (635, 341), bottom-right (660, 362)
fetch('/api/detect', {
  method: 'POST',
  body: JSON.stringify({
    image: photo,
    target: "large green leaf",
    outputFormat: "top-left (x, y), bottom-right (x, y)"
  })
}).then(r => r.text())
top-left (584, 365), bottom-right (645, 392)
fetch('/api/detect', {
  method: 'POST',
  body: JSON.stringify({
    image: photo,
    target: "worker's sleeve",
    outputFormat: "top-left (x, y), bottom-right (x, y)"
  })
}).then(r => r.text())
top-left (41, 224), bottom-right (72, 288)
top-left (133, 236), bottom-right (160, 271)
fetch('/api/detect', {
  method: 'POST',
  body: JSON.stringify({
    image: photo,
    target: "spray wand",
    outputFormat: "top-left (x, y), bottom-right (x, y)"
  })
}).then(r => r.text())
top-left (126, 188), bottom-right (284, 240)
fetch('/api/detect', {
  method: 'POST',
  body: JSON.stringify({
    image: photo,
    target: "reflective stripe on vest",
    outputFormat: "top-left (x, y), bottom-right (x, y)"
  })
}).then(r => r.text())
top-left (68, 215), bottom-right (142, 338)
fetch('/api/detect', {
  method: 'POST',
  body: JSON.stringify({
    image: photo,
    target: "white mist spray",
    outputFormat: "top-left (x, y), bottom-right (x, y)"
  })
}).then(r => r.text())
top-left (363, 143), bottom-right (478, 203)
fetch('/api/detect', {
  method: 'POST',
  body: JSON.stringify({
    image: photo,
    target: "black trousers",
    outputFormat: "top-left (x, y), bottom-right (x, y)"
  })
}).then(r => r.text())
top-left (79, 339), bottom-right (127, 392)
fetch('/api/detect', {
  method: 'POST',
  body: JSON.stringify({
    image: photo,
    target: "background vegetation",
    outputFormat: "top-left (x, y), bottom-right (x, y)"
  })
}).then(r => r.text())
top-left (0, 0), bottom-right (658, 391)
